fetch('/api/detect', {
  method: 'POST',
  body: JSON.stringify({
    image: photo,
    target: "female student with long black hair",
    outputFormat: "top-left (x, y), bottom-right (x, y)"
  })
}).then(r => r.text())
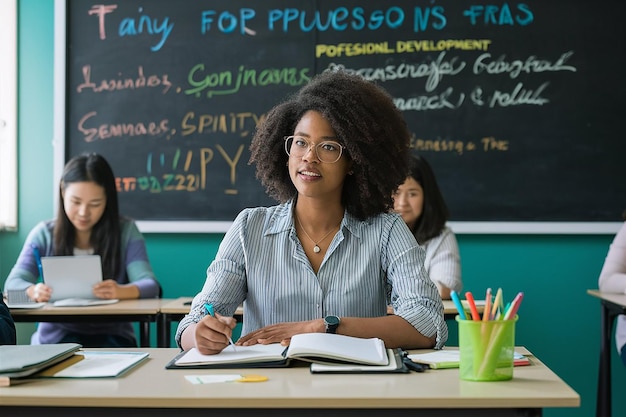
top-left (5, 153), bottom-right (160, 347)
top-left (392, 154), bottom-right (462, 300)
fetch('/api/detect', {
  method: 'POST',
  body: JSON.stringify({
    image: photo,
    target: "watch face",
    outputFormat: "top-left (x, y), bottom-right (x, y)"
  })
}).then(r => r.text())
top-left (325, 315), bottom-right (340, 326)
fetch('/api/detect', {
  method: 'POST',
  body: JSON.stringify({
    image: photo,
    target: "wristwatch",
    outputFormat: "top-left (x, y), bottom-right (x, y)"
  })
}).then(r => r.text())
top-left (324, 315), bottom-right (341, 334)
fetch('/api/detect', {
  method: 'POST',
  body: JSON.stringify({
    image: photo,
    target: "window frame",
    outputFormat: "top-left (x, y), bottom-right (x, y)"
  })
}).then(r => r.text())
top-left (0, 0), bottom-right (18, 231)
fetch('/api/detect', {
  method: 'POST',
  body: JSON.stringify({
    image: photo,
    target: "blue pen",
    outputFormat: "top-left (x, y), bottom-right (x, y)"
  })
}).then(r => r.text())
top-left (204, 302), bottom-right (215, 317)
top-left (31, 244), bottom-right (44, 280)
top-left (204, 303), bottom-right (236, 351)
top-left (450, 290), bottom-right (467, 320)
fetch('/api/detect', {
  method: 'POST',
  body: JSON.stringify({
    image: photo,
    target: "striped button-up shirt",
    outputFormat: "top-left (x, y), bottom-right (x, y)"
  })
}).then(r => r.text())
top-left (176, 200), bottom-right (448, 349)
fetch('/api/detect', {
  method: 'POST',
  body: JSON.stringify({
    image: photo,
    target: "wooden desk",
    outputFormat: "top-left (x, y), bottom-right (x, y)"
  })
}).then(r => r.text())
top-left (9, 299), bottom-right (163, 347)
top-left (587, 289), bottom-right (626, 417)
top-left (157, 298), bottom-right (482, 348)
top-left (0, 347), bottom-right (579, 416)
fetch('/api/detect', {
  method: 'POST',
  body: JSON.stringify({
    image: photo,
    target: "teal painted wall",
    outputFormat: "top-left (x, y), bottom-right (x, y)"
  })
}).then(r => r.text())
top-left (1, 2), bottom-right (624, 416)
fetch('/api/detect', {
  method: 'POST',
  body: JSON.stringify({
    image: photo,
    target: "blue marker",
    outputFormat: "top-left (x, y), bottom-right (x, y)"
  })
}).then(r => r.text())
top-left (204, 303), bottom-right (236, 351)
top-left (204, 302), bottom-right (215, 317)
top-left (450, 290), bottom-right (467, 320)
top-left (31, 244), bottom-right (44, 280)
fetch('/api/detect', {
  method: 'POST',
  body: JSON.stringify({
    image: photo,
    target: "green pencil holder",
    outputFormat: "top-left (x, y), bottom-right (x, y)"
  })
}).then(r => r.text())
top-left (457, 316), bottom-right (517, 381)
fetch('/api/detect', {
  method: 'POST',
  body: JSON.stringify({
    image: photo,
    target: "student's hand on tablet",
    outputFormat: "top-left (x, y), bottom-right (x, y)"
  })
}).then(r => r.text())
top-left (28, 283), bottom-right (51, 303)
top-left (93, 279), bottom-right (121, 299)
top-left (93, 279), bottom-right (140, 300)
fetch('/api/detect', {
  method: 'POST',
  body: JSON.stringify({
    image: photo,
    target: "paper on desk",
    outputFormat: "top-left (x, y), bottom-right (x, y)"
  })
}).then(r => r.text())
top-left (38, 351), bottom-right (149, 377)
top-left (185, 374), bottom-right (243, 384)
top-left (408, 350), bottom-right (529, 369)
top-left (53, 298), bottom-right (119, 307)
top-left (185, 374), bottom-right (269, 384)
top-left (6, 302), bottom-right (45, 309)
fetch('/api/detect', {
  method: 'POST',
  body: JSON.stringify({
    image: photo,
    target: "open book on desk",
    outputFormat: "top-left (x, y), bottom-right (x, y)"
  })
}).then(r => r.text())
top-left (167, 333), bottom-right (406, 372)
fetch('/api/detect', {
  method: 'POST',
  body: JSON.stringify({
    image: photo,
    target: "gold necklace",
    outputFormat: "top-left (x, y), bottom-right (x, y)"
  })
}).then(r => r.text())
top-left (295, 214), bottom-right (341, 254)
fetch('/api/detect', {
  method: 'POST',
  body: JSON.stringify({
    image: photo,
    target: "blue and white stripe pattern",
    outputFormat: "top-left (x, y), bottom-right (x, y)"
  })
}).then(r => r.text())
top-left (176, 200), bottom-right (447, 348)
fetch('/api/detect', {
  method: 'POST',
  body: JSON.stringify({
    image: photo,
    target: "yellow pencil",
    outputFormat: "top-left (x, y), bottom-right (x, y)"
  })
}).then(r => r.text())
top-left (483, 288), bottom-right (492, 321)
top-left (490, 288), bottom-right (503, 320)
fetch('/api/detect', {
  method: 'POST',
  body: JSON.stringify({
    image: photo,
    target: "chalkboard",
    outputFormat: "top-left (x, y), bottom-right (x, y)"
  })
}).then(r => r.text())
top-left (56, 0), bottom-right (625, 233)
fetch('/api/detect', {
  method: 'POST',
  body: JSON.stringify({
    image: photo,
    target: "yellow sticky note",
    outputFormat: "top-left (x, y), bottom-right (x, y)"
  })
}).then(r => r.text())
top-left (235, 374), bottom-right (269, 383)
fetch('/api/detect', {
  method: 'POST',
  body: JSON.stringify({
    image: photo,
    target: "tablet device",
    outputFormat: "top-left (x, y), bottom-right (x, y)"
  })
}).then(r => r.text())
top-left (41, 255), bottom-right (103, 302)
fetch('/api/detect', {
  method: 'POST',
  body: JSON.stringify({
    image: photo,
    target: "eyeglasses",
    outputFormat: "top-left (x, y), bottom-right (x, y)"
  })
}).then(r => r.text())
top-left (284, 136), bottom-right (345, 163)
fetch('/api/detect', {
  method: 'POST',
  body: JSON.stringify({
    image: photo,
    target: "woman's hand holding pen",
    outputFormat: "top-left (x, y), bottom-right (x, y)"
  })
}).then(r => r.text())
top-left (28, 283), bottom-right (51, 302)
top-left (194, 312), bottom-right (238, 355)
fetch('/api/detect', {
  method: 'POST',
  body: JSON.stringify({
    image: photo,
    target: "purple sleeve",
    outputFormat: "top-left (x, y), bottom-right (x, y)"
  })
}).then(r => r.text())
top-left (121, 219), bottom-right (160, 298)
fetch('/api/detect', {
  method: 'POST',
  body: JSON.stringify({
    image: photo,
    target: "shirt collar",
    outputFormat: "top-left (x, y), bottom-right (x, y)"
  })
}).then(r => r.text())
top-left (264, 199), bottom-right (370, 243)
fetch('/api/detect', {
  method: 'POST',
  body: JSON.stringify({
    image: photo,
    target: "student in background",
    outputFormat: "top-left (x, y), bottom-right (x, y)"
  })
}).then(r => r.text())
top-left (0, 295), bottom-right (16, 345)
top-left (4, 153), bottom-right (160, 347)
top-left (392, 154), bottom-right (462, 300)
top-left (598, 210), bottom-right (626, 365)
top-left (177, 70), bottom-right (447, 355)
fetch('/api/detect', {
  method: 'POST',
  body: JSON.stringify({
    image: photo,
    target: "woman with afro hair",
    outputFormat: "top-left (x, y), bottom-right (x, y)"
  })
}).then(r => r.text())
top-left (177, 70), bottom-right (448, 354)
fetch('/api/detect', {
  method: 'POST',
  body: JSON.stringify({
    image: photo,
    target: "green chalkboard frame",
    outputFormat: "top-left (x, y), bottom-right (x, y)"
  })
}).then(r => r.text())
top-left (53, 0), bottom-right (624, 234)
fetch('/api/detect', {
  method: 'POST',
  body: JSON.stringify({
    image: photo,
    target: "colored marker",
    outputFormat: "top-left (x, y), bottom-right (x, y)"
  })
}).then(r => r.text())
top-left (504, 292), bottom-right (524, 320)
top-left (450, 290), bottom-right (467, 320)
top-left (491, 288), bottom-right (503, 320)
top-left (204, 303), bottom-right (236, 351)
top-left (31, 244), bottom-right (44, 280)
top-left (482, 288), bottom-right (492, 321)
top-left (465, 291), bottom-right (481, 321)
top-left (500, 302), bottom-right (511, 320)
top-left (204, 302), bottom-right (215, 317)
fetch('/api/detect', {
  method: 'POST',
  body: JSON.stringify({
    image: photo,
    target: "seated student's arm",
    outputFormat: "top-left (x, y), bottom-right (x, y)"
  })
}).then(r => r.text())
top-left (235, 313), bottom-right (437, 350)
top-left (4, 222), bottom-right (53, 302)
top-left (177, 210), bottom-right (258, 352)
top-left (93, 219), bottom-right (160, 300)
top-left (426, 227), bottom-right (462, 300)
top-left (598, 222), bottom-right (626, 293)
top-left (385, 217), bottom-right (448, 349)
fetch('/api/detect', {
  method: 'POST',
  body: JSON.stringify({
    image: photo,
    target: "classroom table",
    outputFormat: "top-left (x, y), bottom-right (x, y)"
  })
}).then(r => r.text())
top-left (0, 346), bottom-right (579, 417)
top-left (9, 298), bottom-right (163, 347)
top-left (587, 289), bottom-right (626, 417)
top-left (157, 298), bottom-right (483, 348)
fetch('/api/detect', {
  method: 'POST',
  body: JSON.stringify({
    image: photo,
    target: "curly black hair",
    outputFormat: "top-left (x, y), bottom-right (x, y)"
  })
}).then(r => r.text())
top-left (250, 70), bottom-right (411, 220)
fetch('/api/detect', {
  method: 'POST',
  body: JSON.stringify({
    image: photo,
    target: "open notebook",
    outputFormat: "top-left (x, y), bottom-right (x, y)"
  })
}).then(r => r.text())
top-left (41, 255), bottom-right (118, 306)
top-left (167, 333), bottom-right (407, 373)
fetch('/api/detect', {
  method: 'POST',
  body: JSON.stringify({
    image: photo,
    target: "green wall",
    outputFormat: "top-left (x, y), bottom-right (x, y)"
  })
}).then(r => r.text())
top-left (1, 2), bottom-right (624, 416)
